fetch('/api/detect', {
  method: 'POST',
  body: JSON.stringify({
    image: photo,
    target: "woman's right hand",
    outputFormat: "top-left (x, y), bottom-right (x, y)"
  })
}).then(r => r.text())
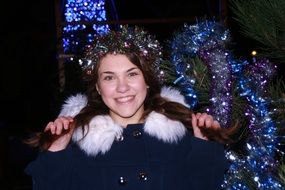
top-left (44, 116), bottom-right (74, 152)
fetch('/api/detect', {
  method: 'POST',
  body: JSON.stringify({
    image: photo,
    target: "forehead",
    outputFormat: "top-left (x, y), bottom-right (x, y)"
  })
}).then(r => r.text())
top-left (98, 54), bottom-right (137, 71)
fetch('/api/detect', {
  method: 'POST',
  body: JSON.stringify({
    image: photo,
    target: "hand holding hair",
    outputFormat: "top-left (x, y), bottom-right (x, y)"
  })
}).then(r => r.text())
top-left (191, 113), bottom-right (221, 140)
top-left (41, 116), bottom-right (74, 152)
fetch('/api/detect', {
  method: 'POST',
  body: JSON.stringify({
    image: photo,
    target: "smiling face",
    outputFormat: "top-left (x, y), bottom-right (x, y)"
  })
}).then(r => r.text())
top-left (96, 53), bottom-right (148, 126)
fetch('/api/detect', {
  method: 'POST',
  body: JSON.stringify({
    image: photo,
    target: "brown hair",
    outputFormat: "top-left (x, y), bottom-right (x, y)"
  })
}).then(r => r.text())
top-left (30, 52), bottom-right (237, 150)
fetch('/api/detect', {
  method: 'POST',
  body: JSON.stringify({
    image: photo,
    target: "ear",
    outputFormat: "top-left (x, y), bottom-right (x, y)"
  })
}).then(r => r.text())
top-left (96, 84), bottom-right (101, 95)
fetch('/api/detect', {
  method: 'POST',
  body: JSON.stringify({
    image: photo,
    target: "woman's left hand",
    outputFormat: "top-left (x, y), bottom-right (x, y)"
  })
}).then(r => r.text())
top-left (191, 113), bottom-right (221, 140)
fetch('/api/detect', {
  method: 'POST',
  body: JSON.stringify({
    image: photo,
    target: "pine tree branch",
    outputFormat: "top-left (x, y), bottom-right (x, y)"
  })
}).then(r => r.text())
top-left (230, 0), bottom-right (285, 64)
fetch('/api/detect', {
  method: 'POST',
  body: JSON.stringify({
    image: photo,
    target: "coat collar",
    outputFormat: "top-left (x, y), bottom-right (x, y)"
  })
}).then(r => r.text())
top-left (60, 86), bottom-right (188, 156)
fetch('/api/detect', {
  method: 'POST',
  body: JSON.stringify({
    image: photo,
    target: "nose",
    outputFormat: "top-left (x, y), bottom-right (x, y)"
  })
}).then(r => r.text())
top-left (116, 77), bottom-right (130, 93)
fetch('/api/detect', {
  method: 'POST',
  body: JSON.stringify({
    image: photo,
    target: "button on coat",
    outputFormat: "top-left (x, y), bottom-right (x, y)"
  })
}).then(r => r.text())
top-left (26, 124), bottom-right (228, 190)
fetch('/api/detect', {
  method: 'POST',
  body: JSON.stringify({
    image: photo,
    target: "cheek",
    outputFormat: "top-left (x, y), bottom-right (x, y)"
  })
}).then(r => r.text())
top-left (99, 88), bottom-right (114, 107)
top-left (100, 87), bottom-right (114, 98)
top-left (137, 79), bottom-right (148, 91)
top-left (134, 80), bottom-right (148, 96)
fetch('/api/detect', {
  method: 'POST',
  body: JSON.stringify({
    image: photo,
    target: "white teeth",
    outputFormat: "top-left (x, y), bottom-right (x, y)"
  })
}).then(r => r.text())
top-left (116, 96), bottom-right (133, 103)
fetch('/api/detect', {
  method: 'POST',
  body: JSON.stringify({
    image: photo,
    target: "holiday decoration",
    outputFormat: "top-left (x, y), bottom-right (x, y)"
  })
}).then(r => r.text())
top-left (170, 21), bottom-right (233, 127)
top-left (168, 21), bottom-right (285, 190)
top-left (79, 25), bottom-right (163, 81)
top-left (63, 0), bottom-right (109, 53)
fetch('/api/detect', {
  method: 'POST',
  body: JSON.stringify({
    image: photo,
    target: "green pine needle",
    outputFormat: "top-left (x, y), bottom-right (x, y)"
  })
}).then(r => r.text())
top-left (268, 78), bottom-right (285, 124)
top-left (230, 0), bottom-right (285, 63)
top-left (278, 160), bottom-right (285, 187)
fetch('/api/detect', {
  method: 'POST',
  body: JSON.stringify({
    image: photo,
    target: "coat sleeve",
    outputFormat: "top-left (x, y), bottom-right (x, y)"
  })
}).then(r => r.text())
top-left (188, 137), bottom-right (229, 190)
top-left (25, 94), bottom-right (87, 189)
top-left (25, 145), bottom-right (74, 190)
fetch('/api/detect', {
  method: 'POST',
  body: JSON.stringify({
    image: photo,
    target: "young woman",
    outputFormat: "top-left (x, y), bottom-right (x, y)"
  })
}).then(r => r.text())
top-left (26, 26), bottom-right (232, 190)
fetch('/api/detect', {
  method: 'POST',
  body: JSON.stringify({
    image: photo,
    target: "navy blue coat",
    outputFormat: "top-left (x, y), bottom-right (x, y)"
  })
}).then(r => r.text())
top-left (26, 123), bottom-right (228, 190)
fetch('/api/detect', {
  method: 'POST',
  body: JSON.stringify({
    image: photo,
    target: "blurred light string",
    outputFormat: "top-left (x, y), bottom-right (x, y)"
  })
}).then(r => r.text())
top-left (63, 0), bottom-right (109, 53)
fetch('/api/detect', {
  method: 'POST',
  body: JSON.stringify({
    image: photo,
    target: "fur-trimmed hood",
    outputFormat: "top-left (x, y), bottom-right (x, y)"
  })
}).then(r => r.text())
top-left (59, 86), bottom-right (189, 156)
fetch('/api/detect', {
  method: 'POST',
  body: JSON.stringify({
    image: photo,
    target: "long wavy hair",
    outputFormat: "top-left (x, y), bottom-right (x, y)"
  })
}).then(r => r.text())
top-left (32, 52), bottom-right (237, 150)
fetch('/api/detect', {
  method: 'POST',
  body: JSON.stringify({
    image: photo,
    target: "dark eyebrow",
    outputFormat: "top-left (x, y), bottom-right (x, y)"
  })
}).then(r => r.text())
top-left (99, 71), bottom-right (114, 77)
top-left (101, 71), bottom-right (114, 74)
top-left (126, 67), bottom-right (139, 72)
top-left (99, 67), bottom-right (139, 76)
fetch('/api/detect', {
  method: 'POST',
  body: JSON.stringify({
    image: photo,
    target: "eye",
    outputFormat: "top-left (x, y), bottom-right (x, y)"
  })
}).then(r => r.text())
top-left (128, 72), bottom-right (139, 77)
top-left (103, 75), bottom-right (114, 81)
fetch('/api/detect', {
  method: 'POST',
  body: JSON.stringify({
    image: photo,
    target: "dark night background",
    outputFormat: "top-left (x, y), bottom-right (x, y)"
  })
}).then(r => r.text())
top-left (0, 0), bottom-right (283, 189)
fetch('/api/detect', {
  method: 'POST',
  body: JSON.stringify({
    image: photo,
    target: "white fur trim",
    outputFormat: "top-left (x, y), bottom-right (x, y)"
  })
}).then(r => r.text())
top-left (60, 86), bottom-right (188, 156)
top-left (59, 94), bottom-right (87, 117)
top-left (72, 115), bottom-right (123, 156)
top-left (144, 111), bottom-right (186, 143)
top-left (161, 86), bottom-right (189, 107)
top-left (72, 112), bottom-right (186, 156)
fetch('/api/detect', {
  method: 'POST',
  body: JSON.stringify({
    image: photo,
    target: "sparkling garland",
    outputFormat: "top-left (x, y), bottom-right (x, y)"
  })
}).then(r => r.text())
top-left (170, 21), bottom-right (233, 127)
top-left (223, 58), bottom-right (282, 189)
top-left (170, 21), bottom-right (283, 189)
top-left (80, 25), bottom-right (163, 80)
top-left (170, 24), bottom-right (199, 108)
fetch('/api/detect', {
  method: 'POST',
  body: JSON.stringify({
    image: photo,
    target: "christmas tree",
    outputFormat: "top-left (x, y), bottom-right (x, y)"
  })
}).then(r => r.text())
top-left (230, 0), bottom-right (285, 187)
top-left (162, 20), bottom-right (285, 189)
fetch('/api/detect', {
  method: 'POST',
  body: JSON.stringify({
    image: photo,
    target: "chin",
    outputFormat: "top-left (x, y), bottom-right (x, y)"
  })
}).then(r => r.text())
top-left (117, 111), bottom-right (138, 118)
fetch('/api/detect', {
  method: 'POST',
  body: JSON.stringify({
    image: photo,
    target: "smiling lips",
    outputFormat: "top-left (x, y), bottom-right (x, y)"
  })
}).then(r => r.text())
top-left (115, 95), bottom-right (135, 103)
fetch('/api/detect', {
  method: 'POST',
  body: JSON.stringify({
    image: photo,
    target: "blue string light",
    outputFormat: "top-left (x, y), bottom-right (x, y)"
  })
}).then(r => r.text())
top-left (224, 58), bottom-right (282, 189)
top-left (170, 21), bottom-right (233, 127)
top-left (63, 0), bottom-right (109, 53)
top-left (170, 20), bottom-right (283, 189)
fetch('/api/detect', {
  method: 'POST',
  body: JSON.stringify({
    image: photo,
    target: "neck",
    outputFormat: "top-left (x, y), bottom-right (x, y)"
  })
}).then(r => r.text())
top-left (109, 111), bottom-right (144, 128)
top-left (113, 118), bottom-right (143, 128)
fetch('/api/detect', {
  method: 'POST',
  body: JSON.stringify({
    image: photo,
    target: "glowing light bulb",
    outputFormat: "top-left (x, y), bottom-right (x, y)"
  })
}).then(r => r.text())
top-left (251, 50), bottom-right (257, 56)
